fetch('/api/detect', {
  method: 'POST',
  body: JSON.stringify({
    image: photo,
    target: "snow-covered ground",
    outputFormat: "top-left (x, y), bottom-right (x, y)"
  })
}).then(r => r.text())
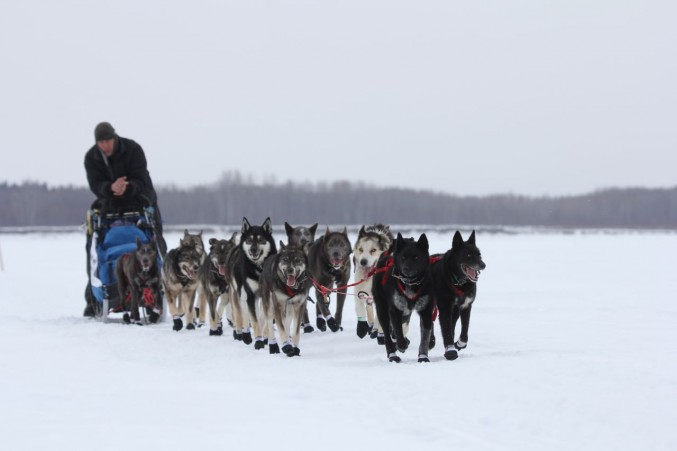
top-left (0, 228), bottom-right (675, 450)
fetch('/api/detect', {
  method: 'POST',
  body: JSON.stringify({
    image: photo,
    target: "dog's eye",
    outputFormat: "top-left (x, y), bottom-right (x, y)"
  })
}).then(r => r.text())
top-left (358, 248), bottom-right (363, 253)
top-left (370, 249), bottom-right (376, 254)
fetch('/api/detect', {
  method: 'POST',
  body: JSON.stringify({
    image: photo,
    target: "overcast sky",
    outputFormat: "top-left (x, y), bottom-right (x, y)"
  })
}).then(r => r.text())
top-left (1, 1), bottom-right (675, 197)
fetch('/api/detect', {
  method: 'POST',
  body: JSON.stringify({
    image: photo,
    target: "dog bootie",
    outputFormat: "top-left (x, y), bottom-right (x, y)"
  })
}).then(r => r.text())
top-left (356, 320), bottom-right (371, 339)
top-left (316, 316), bottom-right (326, 331)
top-left (172, 317), bottom-right (183, 331)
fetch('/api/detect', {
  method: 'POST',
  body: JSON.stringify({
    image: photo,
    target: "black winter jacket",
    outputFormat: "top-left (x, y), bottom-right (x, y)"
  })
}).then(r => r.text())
top-left (84, 137), bottom-right (158, 212)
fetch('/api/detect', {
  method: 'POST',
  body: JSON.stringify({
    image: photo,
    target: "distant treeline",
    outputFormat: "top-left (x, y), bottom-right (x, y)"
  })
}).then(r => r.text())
top-left (1, 177), bottom-right (676, 228)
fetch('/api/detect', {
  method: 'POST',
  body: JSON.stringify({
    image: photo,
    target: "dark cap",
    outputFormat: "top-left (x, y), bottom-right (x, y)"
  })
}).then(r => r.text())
top-left (94, 122), bottom-right (116, 142)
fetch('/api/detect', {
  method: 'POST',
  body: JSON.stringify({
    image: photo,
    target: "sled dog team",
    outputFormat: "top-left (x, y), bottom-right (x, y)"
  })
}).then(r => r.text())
top-left (124, 217), bottom-right (486, 362)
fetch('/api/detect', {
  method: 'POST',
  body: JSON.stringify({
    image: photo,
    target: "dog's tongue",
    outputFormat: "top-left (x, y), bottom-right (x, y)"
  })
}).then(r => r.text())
top-left (286, 275), bottom-right (297, 287)
top-left (330, 258), bottom-right (344, 268)
top-left (464, 267), bottom-right (479, 281)
top-left (218, 265), bottom-right (226, 276)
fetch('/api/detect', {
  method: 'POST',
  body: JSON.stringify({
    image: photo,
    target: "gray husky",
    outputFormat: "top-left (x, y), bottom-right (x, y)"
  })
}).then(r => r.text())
top-left (115, 237), bottom-right (162, 325)
top-left (306, 227), bottom-right (352, 332)
top-left (198, 234), bottom-right (239, 336)
top-left (162, 236), bottom-right (202, 331)
top-left (284, 222), bottom-right (318, 333)
top-left (260, 242), bottom-right (311, 356)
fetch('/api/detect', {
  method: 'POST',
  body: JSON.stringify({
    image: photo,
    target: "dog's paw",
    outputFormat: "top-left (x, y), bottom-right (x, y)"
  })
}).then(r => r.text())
top-left (454, 340), bottom-right (467, 350)
top-left (356, 320), bottom-right (371, 339)
top-left (396, 337), bottom-right (409, 353)
top-left (186, 322), bottom-right (196, 330)
top-left (369, 329), bottom-right (378, 339)
top-left (269, 343), bottom-right (280, 354)
top-left (303, 323), bottom-right (314, 333)
top-left (377, 334), bottom-right (385, 345)
top-left (194, 320), bottom-right (205, 328)
top-left (254, 339), bottom-right (266, 350)
top-left (444, 346), bottom-right (459, 360)
top-left (233, 331), bottom-right (242, 341)
top-left (209, 328), bottom-right (222, 336)
top-left (241, 332), bottom-right (252, 344)
top-left (429, 333), bottom-right (436, 350)
top-left (148, 311), bottom-right (160, 324)
top-left (133, 320), bottom-right (144, 326)
top-left (172, 318), bottom-right (183, 331)
top-left (316, 317), bottom-right (326, 331)
top-left (122, 313), bottom-right (131, 324)
top-left (281, 344), bottom-right (293, 355)
top-left (388, 353), bottom-right (401, 363)
top-left (418, 355), bottom-right (430, 363)
top-left (327, 317), bottom-right (339, 332)
top-left (286, 347), bottom-right (300, 357)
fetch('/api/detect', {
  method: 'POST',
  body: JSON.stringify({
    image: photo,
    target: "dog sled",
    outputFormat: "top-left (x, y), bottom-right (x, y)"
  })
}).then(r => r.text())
top-left (84, 206), bottom-right (165, 323)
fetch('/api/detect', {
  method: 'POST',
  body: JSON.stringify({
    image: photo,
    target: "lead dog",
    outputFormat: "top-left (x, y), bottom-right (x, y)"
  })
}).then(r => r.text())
top-left (162, 237), bottom-right (202, 331)
top-left (284, 222), bottom-right (318, 333)
top-left (198, 234), bottom-right (238, 336)
top-left (115, 237), bottom-right (162, 325)
top-left (306, 227), bottom-right (352, 332)
top-left (431, 230), bottom-right (486, 360)
top-left (260, 242), bottom-right (311, 356)
top-left (372, 233), bottom-right (434, 363)
top-left (227, 217), bottom-right (276, 346)
top-left (352, 224), bottom-right (394, 339)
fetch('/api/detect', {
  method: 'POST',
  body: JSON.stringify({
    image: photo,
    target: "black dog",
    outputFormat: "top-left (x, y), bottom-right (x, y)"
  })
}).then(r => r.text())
top-left (306, 227), bottom-right (352, 332)
top-left (431, 230), bottom-right (486, 360)
top-left (372, 233), bottom-right (434, 363)
top-left (227, 217), bottom-right (277, 346)
top-left (115, 237), bottom-right (162, 325)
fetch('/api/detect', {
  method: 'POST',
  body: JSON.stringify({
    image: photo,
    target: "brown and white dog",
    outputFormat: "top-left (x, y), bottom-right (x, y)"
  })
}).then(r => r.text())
top-left (352, 224), bottom-right (394, 339)
top-left (162, 233), bottom-right (202, 331)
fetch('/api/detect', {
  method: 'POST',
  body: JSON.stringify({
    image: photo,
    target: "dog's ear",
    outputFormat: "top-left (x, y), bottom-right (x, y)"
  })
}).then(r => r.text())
top-left (358, 225), bottom-right (366, 239)
top-left (241, 217), bottom-right (251, 234)
top-left (417, 233), bottom-right (429, 253)
top-left (284, 222), bottom-right (293, 237)
top-left (209, 238), bottom-right (218, 246)
top-left (198, 230), bottom-right (203, 238)
top-left (309, 223), bottom-right (318, 238)
top-left (279, 240), bottom-right (286, 251)
top-left (395, 233), bottom-right (405, 252)
top-left (325, 227), bottom-right (331, 237)
top-left (452, 231), bottom-right (464, 250)
top-left (183, 229), bottom-right (189, 237)
top-left (468, 230), bottom-right (476, 245)
top-left (136, 236), bottom-right (143, 248)
top-left (262, 217), bottom-right (272, 234)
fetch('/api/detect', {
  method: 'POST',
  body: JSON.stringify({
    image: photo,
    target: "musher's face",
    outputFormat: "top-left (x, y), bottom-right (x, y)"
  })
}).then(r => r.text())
top-left (97, 138), bottom-right (116, 157)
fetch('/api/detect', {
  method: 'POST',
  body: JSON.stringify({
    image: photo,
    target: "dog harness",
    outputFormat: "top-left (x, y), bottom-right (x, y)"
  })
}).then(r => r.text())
top-left (282, 274), bottom-right (308, 299)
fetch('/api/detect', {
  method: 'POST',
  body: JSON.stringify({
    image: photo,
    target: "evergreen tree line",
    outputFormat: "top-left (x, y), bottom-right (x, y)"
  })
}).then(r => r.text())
top-left (1, 179), bottom-right (676, 228)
